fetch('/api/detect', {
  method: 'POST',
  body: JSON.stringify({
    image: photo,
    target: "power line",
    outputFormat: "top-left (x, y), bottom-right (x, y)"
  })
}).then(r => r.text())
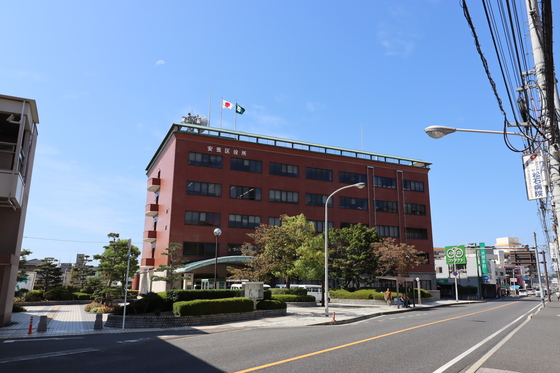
top-left (23, 236), bottom-right (142, 246)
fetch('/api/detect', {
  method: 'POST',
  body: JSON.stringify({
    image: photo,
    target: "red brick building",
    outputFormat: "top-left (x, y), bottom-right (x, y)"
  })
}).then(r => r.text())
top-left (138, 118), bottom-right (435, 292)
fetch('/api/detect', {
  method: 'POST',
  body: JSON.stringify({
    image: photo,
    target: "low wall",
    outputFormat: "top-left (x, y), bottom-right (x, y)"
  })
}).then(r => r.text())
top-left (105, 309), bottom-right (287, 329)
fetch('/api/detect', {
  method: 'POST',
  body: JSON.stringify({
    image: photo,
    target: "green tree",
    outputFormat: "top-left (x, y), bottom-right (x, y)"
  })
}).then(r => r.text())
top-left (150, 242), bottom-right (188, 290)
top-left (69, 255), bottom-right (96, 289)
top-left (35, 257), bottom-right (63, 293)
top-left (292, 234), bottom-right (324, 281)
top-left (328, 224), bottom-right (379, 289)
top-left (240, 214), bottom-right (316, 287)
top-left (93, 233), bottom-right (140, 305)
top-left (227, 245), bottom-right (273, 282)
top-left (17, 249), bottom-right (32, 283)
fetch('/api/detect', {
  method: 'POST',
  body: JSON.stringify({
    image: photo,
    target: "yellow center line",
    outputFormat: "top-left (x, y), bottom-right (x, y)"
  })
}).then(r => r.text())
top-left (47, 306), bottom-right (60, 323)
top-left (234, 302), bottom-right (517, 373)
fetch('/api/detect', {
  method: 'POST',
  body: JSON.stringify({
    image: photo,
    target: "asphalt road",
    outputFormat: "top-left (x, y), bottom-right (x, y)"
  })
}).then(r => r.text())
top-left (0, 298), bottom-right (543, 373)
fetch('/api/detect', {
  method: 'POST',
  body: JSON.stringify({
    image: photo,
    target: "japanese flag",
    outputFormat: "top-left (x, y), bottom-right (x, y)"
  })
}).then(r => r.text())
top-left (222, 100), bottom-right (233, 109)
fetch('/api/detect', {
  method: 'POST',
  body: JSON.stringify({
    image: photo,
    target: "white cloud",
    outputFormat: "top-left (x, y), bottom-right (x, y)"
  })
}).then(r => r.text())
top-left (155, 60), bottom-right (165, 66)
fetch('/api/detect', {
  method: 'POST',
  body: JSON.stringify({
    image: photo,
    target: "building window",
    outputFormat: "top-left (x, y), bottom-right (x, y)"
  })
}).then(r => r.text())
top-left (404, 203), bottom-right (426, 215)
top-left (231, 157), bottom-right (262, 173)
top-left (340, 196), bottom-right (368, 210)
top-left (339, 171), bottom-right (366, 184)
top-left (306, 167), bottom-right (333, 181)
top-left (306, 193), bottom-right (332, 207)
top-left (268, 217), bottom-right (281, 226)
top-left (269, 189), bottom-right (299, 204)
top-left (187, 181), bottom-right (222, 197)
top-left (308, 220), bottom-right (334, 233)
top-left (376, 225), bottom-right (399, 238)
top-left (230, 185), bottom-right (262, 200)
top-left (270, 162), bottom-right (299, 177)
top-left (188, 152), bottom-right (223, 168)
top-left (183, 242), bottom-right (215, 257)
top-left (403, 180), bottom-right (425, 192)
top-left (375, 200), bottom-right (398, 213)
top-left (374, 176), bottom-right (397, 189)
top-left (405, 227), bottom-right (428, 239)
top-left (229, 214), bottom-right (261, 229)
top-left (227, 244), bottom-right (244, 256)
top-left (184, 211), bottom-right (221, 226)
top-left (417, 252), bottom-right (430, 264)
top-left (340, 222), bottom-right (366, 229)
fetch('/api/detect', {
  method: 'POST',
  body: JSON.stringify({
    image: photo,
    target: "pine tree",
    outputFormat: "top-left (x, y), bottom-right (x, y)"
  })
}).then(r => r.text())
top-left (150, 242), bottom-right (188, 290)
top-left (35, 257), bottom-right (63, 293)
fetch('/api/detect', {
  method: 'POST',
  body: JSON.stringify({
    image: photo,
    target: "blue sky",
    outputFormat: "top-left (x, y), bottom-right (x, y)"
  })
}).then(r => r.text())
top-left (3, 1), bottom-right (551, 263)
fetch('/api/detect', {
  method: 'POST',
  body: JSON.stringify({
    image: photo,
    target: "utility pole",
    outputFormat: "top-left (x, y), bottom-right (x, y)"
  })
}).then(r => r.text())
top-left (525, 0), bottom-right (560, 255)
top-left (541, 250), bottom-right (551, 302)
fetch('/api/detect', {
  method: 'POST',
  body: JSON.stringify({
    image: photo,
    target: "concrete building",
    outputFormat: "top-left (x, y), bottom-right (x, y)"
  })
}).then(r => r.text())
top-left (0, 95), bottom-right (39, 326)
top-left (138, 118), bottom-right (436, 293)
top-left (435, 237), bottom-right (534, 299)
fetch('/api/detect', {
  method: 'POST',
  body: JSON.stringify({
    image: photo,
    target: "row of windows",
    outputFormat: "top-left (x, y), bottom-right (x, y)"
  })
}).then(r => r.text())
top-left (375, 225), bottom-right (429, 239)
top-left (186, 183), bottom-right (426, 214)
top-left (184, 210), bottom-right (429, 239)
top-left (375, 201), bottom-right (426, 215)
top-left (374, 176), bottom-right (425, 192)
top-left (188, 152), bottom-right (423, 191)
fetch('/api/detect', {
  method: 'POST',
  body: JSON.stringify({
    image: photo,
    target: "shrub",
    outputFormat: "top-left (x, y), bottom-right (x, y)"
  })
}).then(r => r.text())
top-left (270, 288), bottom-right (307, 296)
top-left (73, 292), bottom-right (92, 300)
top-left (12, 303), bottom-right (26, 312)
top-left (173, 297), bottom-right (254, 316)
top-left (256, 299), bottom-right (287, 310)
top-left (113, 292), bottom-right (171, 315)
top-left (25, 290), bottom-right (44, 302)
top-left (14, 289), bottom-right (29, 298)
top-left (44, 287), bottom-right (77, 301)
top-left (84, 302), bottom-right (115, 313)
top-left (271, 294), bottom-right (315, 302)
top-left (166, 289), bottom-right (243, 302)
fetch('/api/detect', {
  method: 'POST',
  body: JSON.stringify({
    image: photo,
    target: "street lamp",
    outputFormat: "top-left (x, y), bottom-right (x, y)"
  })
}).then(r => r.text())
top-left (424, 125), bottom-right (526, 139)
top-left (324, 182), bottom-right (366, 317)
top-left (213, 228), bottom-right (222, 289)
top-left (416, 277), bottom-right (422, 306)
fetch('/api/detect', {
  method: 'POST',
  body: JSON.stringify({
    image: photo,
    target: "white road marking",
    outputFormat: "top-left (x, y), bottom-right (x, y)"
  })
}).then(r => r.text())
top-left (0, 348), bottom-right (99, 364)
top-left (433, 303), bottom-right (541, 373)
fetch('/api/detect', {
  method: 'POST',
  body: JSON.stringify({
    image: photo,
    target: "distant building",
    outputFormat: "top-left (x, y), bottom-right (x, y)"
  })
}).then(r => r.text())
top-left (0, 95), bottom-right (39, 327)
top-left (138, 120), bottom-right (436, 293)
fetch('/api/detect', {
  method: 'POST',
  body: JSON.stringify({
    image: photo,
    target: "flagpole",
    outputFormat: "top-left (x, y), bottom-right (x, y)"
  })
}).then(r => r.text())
top-left (220, 97), bottom-right (223, 128)
top-left (208, 89), bottom-right (212, 127)
top-left (234, 100), bottom-right (237, 131)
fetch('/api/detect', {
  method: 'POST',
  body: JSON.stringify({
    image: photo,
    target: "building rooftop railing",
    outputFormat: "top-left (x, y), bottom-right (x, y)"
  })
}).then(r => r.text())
top-left (173, 123), bottom-right (431, 168)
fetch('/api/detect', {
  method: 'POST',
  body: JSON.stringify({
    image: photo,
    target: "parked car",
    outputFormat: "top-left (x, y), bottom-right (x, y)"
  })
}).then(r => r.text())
top-left (527, 289), bottom-right (535, 295)
top-left (518, 289), bottom-right (527, 297)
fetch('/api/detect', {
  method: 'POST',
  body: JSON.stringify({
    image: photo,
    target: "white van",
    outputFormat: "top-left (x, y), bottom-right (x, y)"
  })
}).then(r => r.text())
top-left (291, 284), bottom-right (323, 302)
top-left (231, 283), bottom-right (270, 290)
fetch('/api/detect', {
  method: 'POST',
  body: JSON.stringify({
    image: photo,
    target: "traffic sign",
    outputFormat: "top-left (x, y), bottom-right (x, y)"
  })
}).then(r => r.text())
top-left (452, 271), bottom-right (459, 276)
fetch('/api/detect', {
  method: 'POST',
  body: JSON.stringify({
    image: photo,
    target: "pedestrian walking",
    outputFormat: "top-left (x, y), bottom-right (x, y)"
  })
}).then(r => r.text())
top-left (384, 288), bottom-right (392, 306)
top-left (556, 291), bottom-right (560, 301)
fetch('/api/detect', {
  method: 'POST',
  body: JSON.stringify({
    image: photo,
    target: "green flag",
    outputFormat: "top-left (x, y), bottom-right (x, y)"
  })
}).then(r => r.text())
top-left (235, 103), bottom-right (245, 115)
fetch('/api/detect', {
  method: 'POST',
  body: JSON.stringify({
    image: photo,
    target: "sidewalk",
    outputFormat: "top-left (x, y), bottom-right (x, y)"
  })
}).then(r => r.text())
top-left (0, 299), bottom-right (475, 339)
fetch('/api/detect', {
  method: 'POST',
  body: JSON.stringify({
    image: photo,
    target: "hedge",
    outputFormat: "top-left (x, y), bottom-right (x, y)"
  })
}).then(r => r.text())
top-left (270, 288), bottom-right (307, 296)
top-left (166, 289), bottom-right (271, 302)
top-left (173, 297), bottom-right (254, 316)
top-left (271, 294), bottom-right (316, 302)
top-left (256, 299), bottom-right (287, 310)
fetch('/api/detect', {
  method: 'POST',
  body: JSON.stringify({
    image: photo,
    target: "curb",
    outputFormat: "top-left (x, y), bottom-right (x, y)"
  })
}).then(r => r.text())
top-left (310, 300), bottom-right (486, 326)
